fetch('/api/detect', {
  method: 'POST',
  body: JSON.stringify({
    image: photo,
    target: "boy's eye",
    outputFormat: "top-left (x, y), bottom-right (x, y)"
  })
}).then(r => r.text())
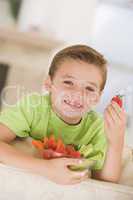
top-left (86, 86), bottom-right (95, 92)
top-left (63, 80), bottom-right (73, 86)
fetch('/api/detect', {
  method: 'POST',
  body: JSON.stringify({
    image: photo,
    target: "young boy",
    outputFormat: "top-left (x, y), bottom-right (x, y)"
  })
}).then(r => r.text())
top-left (0, 45), bottom-right (126, 185)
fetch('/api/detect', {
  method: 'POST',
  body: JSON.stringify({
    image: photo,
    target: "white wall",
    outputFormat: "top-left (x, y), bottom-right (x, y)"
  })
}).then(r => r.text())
top-left (96, 65), bottom-right (133, 112)
top-left (18, 0), bottom-right (53, 35)
top-left (89, 3), bottom-right (133, 115)
top-left (90, 3), bottom-right (133, 69)
top-left (50, 0), bottom-right (98, 44)
top-left (18, 0), bottom-right (98, 43)
top-left (1, 0), bottom-right (133, 67)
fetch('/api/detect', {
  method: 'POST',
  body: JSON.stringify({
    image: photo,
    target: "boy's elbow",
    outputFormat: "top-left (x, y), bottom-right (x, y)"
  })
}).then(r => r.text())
top-left (0, 124), bottom-right (16, 143)
top-left (92, 171), bottom-right (121, 183)
top-left (98, 176), bottom-right (120, 184)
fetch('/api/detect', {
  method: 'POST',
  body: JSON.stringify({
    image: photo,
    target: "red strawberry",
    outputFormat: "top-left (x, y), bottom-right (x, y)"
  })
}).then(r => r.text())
top-left (112, 95), bottom-right (123, 108)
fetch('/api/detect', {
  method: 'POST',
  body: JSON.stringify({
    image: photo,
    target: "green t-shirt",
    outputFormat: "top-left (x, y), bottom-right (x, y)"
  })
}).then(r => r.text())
top-left (0, 94), bottom-right (107, 170)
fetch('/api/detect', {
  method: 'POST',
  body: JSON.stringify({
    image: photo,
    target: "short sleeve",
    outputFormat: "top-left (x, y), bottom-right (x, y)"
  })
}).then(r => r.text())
top-left (0, 95), bottom-right (34, 137)
top-left (90, 133), bottom-right (107, 170)
top-left (79, 114), bottom-right (108, 170)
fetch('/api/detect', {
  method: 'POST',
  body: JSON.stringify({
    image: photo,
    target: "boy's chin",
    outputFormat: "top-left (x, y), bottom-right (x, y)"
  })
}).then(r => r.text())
top-left (61, 110), bottom-right (84, 119)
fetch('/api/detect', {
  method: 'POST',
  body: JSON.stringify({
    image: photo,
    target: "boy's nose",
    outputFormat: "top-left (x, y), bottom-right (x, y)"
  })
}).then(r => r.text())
top-left (71, 94), bottom-right (84, 107)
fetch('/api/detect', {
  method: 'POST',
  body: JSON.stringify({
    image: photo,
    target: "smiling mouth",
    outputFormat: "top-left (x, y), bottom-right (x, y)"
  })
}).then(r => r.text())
top-left (64, 99), bottom-right (83, 109)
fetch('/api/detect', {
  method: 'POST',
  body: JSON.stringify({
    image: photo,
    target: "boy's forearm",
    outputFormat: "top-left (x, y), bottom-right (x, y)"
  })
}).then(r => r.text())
top-left (0, 141), bottom-right (50, 177)
top-left (92, 146), bottom-right (123, 183)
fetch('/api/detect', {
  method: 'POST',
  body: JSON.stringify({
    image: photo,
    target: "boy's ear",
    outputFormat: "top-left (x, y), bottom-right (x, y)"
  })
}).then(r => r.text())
top-left (44, 76), bottom-right (52, 92)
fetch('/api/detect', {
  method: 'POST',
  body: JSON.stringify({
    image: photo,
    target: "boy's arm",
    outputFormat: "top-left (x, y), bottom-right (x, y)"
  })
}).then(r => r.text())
top-left (0, 123), bottom-right (51, 174)
top-left (92, 101), bottom-right (126, 183)
top-left (92, 145), bottom-right (123, 183)
top-left (0, 124), bottom-right (88, 185)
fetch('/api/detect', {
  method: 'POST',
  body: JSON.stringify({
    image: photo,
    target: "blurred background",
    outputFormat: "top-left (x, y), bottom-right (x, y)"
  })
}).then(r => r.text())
top-left (0, 0), bottom-right (133, 146)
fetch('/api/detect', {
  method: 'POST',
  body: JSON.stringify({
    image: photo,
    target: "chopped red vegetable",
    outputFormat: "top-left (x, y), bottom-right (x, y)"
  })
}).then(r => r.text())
top-left (32, 134), bottom-right (81, 159)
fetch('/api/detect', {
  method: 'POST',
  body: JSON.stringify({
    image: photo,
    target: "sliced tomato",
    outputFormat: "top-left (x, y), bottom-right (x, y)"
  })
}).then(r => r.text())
top-left (47, 134), bottom-right (57, 150)
top-left (65, 145), bottom-right (81, 158)
top-left (42, 149), bottom-right (64, 159)
top-left (56, 138), bottom-right (66, 154)
top-left (70, 151), bottom-right (81, 158)
top-left (65, 145), bottom-right (75, 154)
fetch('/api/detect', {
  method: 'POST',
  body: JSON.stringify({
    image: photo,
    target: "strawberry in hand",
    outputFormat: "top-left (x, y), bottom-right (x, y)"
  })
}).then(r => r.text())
top-left (104, 93), bottom-right (126, 152)
top-left (111, 95), bottom-right (123, 108)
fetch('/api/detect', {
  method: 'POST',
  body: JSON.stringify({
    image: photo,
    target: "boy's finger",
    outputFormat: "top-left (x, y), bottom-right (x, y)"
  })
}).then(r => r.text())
top-left (71, 175), bottom-right (89, 184)
top-left (72, 171), bottom-right (89, 183)
top-left (111, 101), bottom-right (122, 112)
top-left (65, 158), bottom-right (84, 166)
top-left (111, 101), bottom-right (126, 119)
top-left (111, 102), bottom-right (126, 123)
top-left (108, 103), bottom-right (123, 123)
top-left (110, 104), bottom-right (120, 119)
top-left (106, 105), bottom-right (117, 123)
top-left (104, 110), bottom-right (113, 127)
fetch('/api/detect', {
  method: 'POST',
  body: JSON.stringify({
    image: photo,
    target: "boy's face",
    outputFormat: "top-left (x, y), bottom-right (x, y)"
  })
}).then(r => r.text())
top-left (45, 60), bottom-right (103, 124)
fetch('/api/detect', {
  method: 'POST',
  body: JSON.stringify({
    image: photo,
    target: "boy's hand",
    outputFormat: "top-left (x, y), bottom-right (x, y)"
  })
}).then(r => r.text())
top-left (94, 102), bottom-right (127, 182)
top-left (104, 101), bottom-right (126, 151)
top-left (46, 158), bottom-right (89, 185)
